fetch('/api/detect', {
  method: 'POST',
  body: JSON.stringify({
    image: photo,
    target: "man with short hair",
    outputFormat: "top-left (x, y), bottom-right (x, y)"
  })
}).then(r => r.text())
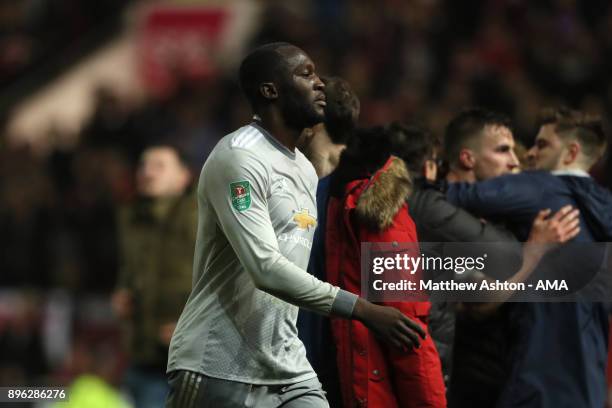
top-left (528, 107), bottom-right (608, 175)
top-left (432, 109), bottom-right (524, 406)
top-left (445, 107), bottom-right (520, 182)
top-left (112, 144), bottom-right (196, 408)
top-left (165, 43), bottom-right (426, 408)
top-left (446, 107), bottom-right (612, 408)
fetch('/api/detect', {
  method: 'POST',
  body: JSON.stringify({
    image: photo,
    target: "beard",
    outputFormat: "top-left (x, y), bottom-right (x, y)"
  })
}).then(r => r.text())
top-left (280, 91), bottom-right (324, 131)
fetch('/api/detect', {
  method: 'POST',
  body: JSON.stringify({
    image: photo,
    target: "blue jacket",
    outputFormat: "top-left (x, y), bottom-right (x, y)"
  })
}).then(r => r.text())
top-left (447, 171), bottom-right (612, 243)
top-left (447, 170), bottom-right (612, 408)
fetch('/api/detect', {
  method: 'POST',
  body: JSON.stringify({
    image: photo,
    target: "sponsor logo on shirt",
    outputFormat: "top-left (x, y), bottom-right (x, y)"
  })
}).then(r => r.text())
top-left (278, 233), bottom-right (312, 250)
top-left (230, 181), bottom-right (251, 212)
top-left (292, 209), bottom-right (317, 230)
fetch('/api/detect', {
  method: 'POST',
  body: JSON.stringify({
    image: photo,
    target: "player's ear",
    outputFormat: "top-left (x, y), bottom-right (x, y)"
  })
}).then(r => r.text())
top-left (563, 141), bottom-right (581, 165)
top-left (260, 82), bottom-right (278, 101)
top-left (458, 148), bottom-right (476, 170)
top-left (423, 159), bottom-right (437, 181)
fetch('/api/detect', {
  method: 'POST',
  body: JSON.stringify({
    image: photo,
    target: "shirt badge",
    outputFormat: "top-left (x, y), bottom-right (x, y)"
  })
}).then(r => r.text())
top-left (230, 181), bottom-right (251, 212)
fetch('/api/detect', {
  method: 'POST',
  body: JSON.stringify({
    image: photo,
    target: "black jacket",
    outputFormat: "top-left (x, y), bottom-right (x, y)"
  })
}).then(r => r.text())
top-left (408, 180), bottom-right (519, 243)
top-left (407, 179), bottom-right (522, 401)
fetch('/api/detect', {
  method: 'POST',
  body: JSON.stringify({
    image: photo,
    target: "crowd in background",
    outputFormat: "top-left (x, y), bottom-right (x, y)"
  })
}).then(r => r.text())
top-left (1, 0), bottom-right (612, 405)
top-left (0, 0), bottom-right (126, 93)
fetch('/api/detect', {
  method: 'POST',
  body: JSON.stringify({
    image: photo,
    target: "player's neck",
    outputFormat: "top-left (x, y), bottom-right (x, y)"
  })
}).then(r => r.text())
top-left (553, 163), bottom-right (588, 173)
top-left (303, 125), bottom-right (346, 178)
top-left (446, 168), bottom-right (476, 183)
top-left (254, 110), bottom-right (300, 152)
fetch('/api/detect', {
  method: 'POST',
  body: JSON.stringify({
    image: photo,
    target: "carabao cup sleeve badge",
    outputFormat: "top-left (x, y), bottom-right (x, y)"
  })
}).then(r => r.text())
top-left (230, 181), bottom-right (251, 212)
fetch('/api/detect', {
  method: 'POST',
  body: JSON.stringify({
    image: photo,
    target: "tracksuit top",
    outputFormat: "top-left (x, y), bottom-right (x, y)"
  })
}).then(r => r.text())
top-left (167, 122), bottom-right (357, 384)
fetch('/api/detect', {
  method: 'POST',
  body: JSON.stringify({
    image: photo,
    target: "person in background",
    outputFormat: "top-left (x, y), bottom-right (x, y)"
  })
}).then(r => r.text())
top-left (296, 75), bottom-right (360, 407)
top-left (326, 125), bottom-right (447, 407)
top-left (111, 144), bottom-right (196, 408)
top-left (440, 108), bottom-right (522, 407)
top-left (444, 107), bottom-right (520, 183)
top-left (446, 107), bottom-right (612, 408)
top-left (53, 335), bottom-right (131, 408)
top-left (397, 121), bottom-right (579, 390)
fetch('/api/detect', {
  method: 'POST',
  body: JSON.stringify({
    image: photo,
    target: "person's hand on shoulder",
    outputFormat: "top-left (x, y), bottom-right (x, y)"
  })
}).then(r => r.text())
top-left (527, 205), bottom-right (580, 245)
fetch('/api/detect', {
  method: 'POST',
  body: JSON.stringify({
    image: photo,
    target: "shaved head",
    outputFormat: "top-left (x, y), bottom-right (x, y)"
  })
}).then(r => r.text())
top-left (239, 42), bottom-right (303, 109)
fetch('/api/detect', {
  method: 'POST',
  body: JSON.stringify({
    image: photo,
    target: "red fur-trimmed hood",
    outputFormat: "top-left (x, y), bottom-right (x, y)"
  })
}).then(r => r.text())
top-left (342, 156), bottom-right (413, 231)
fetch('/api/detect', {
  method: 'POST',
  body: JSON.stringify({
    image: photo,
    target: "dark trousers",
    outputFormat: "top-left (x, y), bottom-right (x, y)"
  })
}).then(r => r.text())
top-left (165, 370), bottom-right (329, 408)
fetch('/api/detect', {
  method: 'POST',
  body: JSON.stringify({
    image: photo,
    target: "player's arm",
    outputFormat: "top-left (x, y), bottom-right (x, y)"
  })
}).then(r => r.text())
top-left (206, 148), bottom-right (425, 348)
top-left (412, 188), bottom-right (523, 276)
top-left (463, 205), bottom-right (580, 317)
top-left (205, 147), bottom-right (354, 317)
top-left (446, 173), bottom-right (542, 219)
top-left (413, 188), bottom-right (517, 243)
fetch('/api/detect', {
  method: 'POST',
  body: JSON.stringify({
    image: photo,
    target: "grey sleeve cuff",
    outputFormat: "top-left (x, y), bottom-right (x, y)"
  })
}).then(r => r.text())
top-left (330, 289), bottom-right (358, 318)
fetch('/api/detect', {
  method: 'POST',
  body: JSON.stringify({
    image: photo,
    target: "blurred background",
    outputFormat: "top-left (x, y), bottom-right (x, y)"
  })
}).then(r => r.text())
top-left (1, 0), bottom-right (611, 406)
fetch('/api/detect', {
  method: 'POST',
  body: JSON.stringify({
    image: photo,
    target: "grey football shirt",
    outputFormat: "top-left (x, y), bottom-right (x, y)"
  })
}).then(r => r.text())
top-left (167, 122), bottom-right (357, 384)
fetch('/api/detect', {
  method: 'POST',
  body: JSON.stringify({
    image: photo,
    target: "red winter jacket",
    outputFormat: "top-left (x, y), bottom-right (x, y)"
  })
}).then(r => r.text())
top-left (326, 156), bottom-right (446, 408)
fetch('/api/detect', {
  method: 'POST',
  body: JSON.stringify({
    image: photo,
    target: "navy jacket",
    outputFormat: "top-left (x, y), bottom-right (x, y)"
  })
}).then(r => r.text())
top-left (447, 170), bottom-right (612, 408)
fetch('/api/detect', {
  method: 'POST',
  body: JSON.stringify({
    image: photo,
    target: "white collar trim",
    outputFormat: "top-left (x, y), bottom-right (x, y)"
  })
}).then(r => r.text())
top-left (551, 169), bottom-right (590, 178)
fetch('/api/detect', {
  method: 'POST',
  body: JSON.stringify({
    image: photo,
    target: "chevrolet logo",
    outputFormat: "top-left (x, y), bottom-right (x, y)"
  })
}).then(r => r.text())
top-left (293, 209), bottom-right (317, 230)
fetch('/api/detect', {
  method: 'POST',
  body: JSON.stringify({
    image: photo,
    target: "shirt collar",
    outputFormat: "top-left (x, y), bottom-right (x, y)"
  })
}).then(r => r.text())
top-left (249, 121), bottom-right (296, 159)
top-left (551, 169), bottom-right (590, 178)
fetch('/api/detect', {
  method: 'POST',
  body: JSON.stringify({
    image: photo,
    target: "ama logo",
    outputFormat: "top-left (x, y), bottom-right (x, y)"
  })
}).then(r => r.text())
top-left (536, 280), bottom-right (568, 291)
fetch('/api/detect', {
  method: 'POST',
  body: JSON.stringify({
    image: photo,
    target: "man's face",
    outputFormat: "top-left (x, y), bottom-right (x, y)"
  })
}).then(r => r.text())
top-left (323, 77), bottom-right (360, 125)
top-left (136, 147), bottom-right (190, 198)
top-left (472, 125), bottom-right (519, 180)
top-left (277, 47), bottom-right (326, 130)
top-left (527, 124), bottom-right (565, 171)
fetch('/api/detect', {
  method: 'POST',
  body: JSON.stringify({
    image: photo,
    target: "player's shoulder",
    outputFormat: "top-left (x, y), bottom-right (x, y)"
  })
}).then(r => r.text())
top-left (509, 170), bottom-right (555, 190)
top-left (295, 148), bottom-right (318, 183)
top-left (208, 124), bottom-right (270, 165)
top-left (228, 123), bottom-right (267, 150)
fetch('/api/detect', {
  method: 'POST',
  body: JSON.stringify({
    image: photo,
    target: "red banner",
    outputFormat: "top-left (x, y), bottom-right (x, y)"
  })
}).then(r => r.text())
top-left (138, 6), bottom-right (229, 96)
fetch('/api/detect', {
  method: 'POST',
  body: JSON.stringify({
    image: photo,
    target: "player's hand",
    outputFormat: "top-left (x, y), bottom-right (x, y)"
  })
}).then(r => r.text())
top-left (111, 288), bottom-right (133, 319)
top-left (527, 205), bottom-right (580, 245)
top-left (352, 298), bottom-right (426, 350)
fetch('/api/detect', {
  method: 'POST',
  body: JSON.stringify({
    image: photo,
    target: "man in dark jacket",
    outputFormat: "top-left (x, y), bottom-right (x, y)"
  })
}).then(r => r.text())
top-left (410, 108), bottom-right (523, 403)
top-left (446, 107), bottom-right (612, 408)
top-left (399, 119), bottom-right (522, 388)
top-left (111, 145), bottom-right (197, 408)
